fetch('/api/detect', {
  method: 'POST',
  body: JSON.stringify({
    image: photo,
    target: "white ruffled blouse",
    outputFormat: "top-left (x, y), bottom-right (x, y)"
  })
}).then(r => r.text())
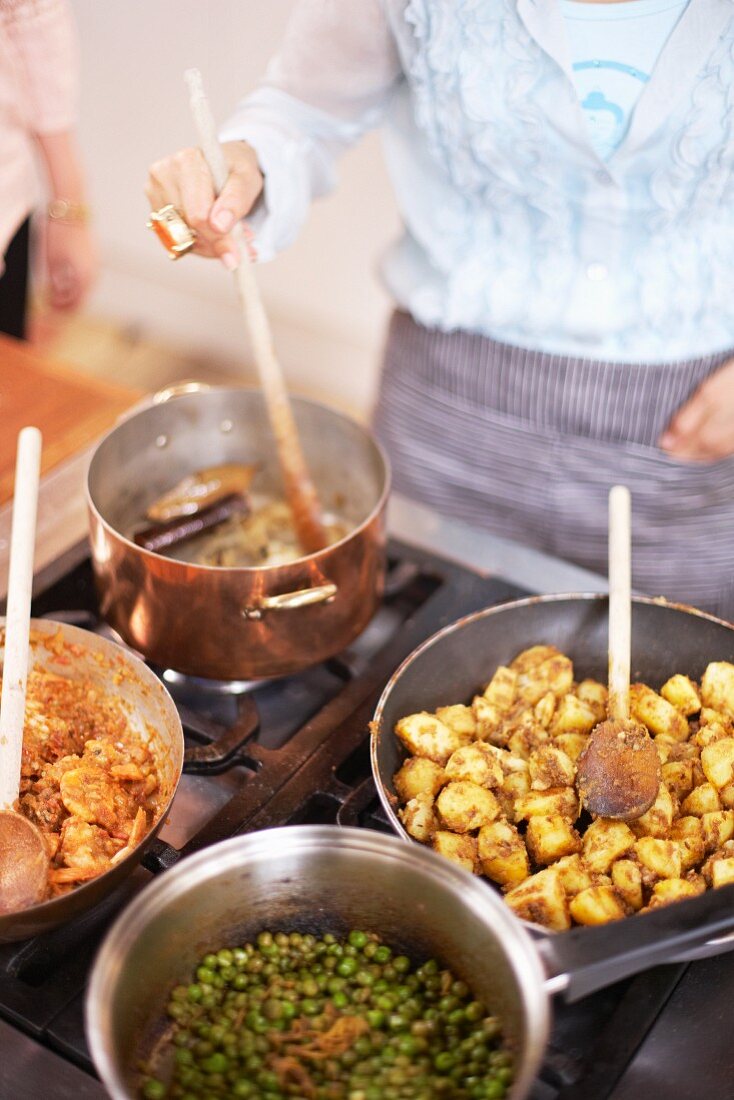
top-left (220, 0), bottom-right (734, 363)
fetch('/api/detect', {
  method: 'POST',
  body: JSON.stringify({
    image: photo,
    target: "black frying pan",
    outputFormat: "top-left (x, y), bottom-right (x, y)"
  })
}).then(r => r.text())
top-left (371, 594), bottom-right (734, 988)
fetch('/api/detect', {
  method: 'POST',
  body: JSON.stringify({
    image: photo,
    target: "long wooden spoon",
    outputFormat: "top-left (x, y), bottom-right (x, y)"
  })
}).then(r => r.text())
top-left (0, 427), bottom-right (48, 913)
top-left (185, 67), bottom-right (328, 555)
top-left (577, 485), bottom-right (661, 821)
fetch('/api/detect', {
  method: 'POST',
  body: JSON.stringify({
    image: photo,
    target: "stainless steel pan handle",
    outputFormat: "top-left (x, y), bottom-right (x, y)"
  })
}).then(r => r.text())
top-left (537, 880), bottom-right (734, 1002)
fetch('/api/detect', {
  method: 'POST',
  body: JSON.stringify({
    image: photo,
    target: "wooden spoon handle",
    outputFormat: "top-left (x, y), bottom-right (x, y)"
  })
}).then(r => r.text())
top-left (0, 427), bottom-right (42, 810)
top-left (185, 68), bottom-right (327, 554)
top-left (608, 484), bottom-right (632, 722)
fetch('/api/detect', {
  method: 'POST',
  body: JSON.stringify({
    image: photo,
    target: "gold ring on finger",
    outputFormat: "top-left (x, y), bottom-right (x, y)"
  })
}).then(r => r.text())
top-left (146, 204), bottom-right (197, 260)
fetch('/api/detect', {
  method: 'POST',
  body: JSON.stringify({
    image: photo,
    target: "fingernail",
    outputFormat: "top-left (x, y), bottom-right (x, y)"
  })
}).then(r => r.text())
top-left (221, 252), bottom-right (238, 272)
top-left (212, 209), bottom-right (234, 232)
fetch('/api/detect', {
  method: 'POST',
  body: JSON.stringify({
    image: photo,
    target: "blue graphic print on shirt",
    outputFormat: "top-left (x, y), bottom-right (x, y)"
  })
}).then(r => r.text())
top-left (572, 61), bottom-right (650, 159)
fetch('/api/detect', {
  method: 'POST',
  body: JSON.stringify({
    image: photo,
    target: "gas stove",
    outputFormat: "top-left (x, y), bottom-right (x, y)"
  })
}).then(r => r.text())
top-left (0, 537), bottom-right (731, 1100)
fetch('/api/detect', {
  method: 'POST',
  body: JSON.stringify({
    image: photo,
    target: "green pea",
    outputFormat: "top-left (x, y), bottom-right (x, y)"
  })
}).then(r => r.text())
top-left (337, 957), bottom-right (359, 978)
top-left (141, 1080), bottom-right (166, 1100)
top-left (348, 930), bottom-right (369, 950)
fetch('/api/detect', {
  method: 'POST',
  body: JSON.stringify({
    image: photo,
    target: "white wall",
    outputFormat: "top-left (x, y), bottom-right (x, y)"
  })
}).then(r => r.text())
top-left (71, 0), bottom-right (401, 415)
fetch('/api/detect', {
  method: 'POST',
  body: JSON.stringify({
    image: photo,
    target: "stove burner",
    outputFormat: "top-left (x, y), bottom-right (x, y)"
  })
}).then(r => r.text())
top-left (158, 667), bottom-right (260, 696)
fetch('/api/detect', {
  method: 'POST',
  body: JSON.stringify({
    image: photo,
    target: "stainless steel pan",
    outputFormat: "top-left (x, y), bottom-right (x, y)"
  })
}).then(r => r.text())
top-left (85, 826), bottom-right (734, 1100)
top-left (371, 594), bottom-right (734, 959)
top-left (0, 617), bottom-right (183, 942)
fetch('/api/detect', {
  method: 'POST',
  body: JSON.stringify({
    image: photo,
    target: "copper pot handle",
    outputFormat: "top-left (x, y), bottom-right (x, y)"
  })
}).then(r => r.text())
top-left (152, 380), bottom-right (213, 404)
top-left (242, 583), bottom-right (338, 620)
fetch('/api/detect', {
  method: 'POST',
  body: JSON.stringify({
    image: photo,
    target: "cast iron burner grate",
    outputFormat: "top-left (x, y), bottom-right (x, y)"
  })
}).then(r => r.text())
top-left (0, 539), bottom-right (717, 1100)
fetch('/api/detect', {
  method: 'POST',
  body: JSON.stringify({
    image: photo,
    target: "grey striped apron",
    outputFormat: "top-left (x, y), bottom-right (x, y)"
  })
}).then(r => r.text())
top-left (373, 311), bottom-right (734, 620)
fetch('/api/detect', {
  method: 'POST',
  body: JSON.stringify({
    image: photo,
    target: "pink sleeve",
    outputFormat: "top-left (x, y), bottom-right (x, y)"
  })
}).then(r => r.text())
top-left (3, 0), bottom-right (79, 134)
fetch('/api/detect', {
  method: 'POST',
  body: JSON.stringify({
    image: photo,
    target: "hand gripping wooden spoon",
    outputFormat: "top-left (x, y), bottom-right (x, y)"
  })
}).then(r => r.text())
top-left (185, 67), bottom-right (328, 555)
top-left (0, 428), bottom-right (48, 913)
top-left (577, 485), bottom-right (661, 821)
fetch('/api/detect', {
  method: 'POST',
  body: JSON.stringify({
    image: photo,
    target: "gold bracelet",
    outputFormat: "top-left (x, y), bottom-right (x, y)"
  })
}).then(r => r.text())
top-left (46, 198), bottom-right (90, 225)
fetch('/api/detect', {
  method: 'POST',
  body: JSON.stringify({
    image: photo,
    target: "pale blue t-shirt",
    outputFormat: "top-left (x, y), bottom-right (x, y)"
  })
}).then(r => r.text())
top-left (561, 0), bottom-right (690, 160)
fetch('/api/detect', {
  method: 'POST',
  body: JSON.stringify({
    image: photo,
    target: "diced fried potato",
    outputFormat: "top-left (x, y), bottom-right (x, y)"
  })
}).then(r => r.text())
top-left (502, 770), bottom-right (531, 802)
top-left (534, 692), bottom-right (556, 729)
top-left (549, 694), bottom-right (597, 736)
top-left (649, 878), bottom-right (704, 907)
top-left (701, 842), bottom-right (734, 886)
top-left (711, 858), bottom-right (734, 888)
top-left (611, 860), bottom-right (643, 910)
top-left (507, 724), bottom-right (550, 760)
top-left (701, 738), bottom-right (734, 790)
top-left (472, 696), bottom-right (505, 744)
top-left (399, 792), bottom-right (437, 843)
top-left (528, 745), bottom-right (576, 790)
top-left (554, 853), bottom-right (594, 897)
top-left (700, 707), bottom-right (734, 732)
top-left (663, 740), bottom-right (700, 762)
top-left (701, 810), bottom-right (734, 853)
top-left (630, 783), bottom-right (675, 839)
top-left (629, 684), bottom-right (689, 741)
top-left (482, 666), bottom-right (518, 712)
top-left (660, 674), bottom-right (701, 716)
top-left (635, 837), bottom-right (682, 879)
top-left (510, 645), bottom-right (559, 674)
top-left (394, 757), bottom-right (446, 803)
top-left (445, 742), bottom-right (503, 789)
top-left (680, 782), bottom-right (721, 817)
top-left (576, 679), bottom-right (608, 721)
top-left (554, 732), bottom-right (589, 763)
top-left (505, 866), bottom-right (571, 931)
top-left (435, 704), bottom-right (477, 738)
top-left (514, 786), bottom-right (579, 823)
top-left (436, 781), bottom-right (500, 833)
top-left (693, 722), bottom-right (731, 749)
top-left (395, 712), bottom-right (470, 765)
top-left (661, 760), bottom-right (695, 804)
top-left (583, 819), bottom-right (636, 874)
top-left (676, 836), bottom-right (706, 873)
top-left (569, 885), bottom-right (626, 925)
top-left (432, 831), bottom-right (478, 874)
top-left (517, 654), bottom-right (574, 705)
top-left (477, 820), bottom-right (529, 888)
top-left (701, 662), bottom-right (734, 718)
top-left (525, 814), bottom-right (582, 865)
top-left (719, 783), bottom-right (734, 810)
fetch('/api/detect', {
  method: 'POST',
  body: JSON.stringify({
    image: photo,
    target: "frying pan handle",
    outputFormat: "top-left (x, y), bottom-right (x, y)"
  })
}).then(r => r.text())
top-left (242, 583), bottom-right (338, 620)
top-left (538, 880), bottom-right (734, 1002)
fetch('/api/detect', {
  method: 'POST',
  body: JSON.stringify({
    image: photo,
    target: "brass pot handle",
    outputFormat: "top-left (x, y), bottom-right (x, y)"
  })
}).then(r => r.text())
top-left (152, 380), bottom-right (213, 404)
top-left (242, 583), bottom-right (338, 620)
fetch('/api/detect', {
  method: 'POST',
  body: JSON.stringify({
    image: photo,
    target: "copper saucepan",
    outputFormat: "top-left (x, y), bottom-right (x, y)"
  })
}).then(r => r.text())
top-left (0, 617), bottom-right (183, 943)
top-left (86, 385), bottom-right (390, 681)
top-left (371, 594), bottom-right (734, 964)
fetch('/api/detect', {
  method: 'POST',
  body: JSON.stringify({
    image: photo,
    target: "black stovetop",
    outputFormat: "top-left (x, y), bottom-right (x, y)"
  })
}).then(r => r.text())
top-left (0, 539), bottom-right (731, 1100)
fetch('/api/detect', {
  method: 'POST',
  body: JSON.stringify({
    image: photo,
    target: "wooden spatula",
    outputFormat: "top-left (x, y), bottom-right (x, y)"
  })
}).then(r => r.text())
top-left (0, 428), bottom-right (48, 913)
top-left (577, 485), bottom-right (661, 821)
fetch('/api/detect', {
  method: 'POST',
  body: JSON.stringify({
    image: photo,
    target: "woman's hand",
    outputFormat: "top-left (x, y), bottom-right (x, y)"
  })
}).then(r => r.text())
top-left (145, 141), bottom-right (263, 269)
top-left (44, 218), bottom-right (97, 311)
top-left (659, 358), bottom-right (734, 461)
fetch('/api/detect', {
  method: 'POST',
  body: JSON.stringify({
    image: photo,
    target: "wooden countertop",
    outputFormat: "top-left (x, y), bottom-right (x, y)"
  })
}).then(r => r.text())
top-left (0, 334), bottom-right (143, 600)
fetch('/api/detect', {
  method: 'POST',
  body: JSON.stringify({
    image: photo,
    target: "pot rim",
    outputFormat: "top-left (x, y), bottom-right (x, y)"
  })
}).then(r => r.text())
top-left (85, 386), bottom-right (392, 574)
top-left (370, 591), bottom-right (734, 938)
top-left (84, 824), bottom-right (550, 1100)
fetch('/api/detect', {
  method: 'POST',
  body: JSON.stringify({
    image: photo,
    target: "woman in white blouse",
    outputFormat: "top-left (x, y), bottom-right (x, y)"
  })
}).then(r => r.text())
top-left (147, 0), bottom-right (734, 618)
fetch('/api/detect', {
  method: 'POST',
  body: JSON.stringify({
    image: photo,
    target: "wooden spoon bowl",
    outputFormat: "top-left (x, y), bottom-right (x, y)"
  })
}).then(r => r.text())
top-left (0, 812), bottom-right (48, 914)
top-left (577, 718), bottom-right (661, 821)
